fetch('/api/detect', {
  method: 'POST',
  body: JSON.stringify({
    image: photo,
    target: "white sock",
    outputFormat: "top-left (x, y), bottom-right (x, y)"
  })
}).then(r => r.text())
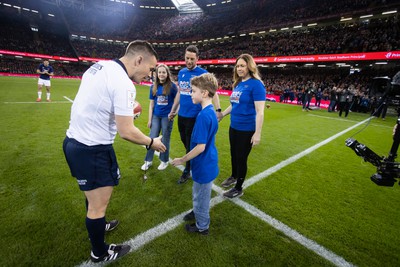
top-left (47, 93), bottom-right (50, 100)
top-left (38, 92), bottom-right (42, 99)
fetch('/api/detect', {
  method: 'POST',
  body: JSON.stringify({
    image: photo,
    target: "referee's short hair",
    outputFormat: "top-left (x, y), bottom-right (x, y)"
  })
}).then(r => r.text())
top-left (125, 40), bottom-right (159, 60)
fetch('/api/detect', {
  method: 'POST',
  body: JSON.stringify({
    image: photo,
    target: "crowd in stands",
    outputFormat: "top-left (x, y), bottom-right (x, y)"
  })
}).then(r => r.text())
top-left (0, 58), bottom-right (38, 74)
top-left (61, 15), bottom-right (400, 61)
top-left (1, 0), bottom-right (399, 61)
top-left (60, 0), bottom-right (399, 41)
top-left (1, 0), bottom-right (400, 115)
top-left (0, 15), bottom-right (75, 58)
top-left (0, 57), bottom-right (88, 77)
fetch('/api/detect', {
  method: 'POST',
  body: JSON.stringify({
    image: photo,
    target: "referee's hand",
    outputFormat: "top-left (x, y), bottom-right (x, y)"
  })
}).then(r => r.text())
top-left (152, 136), bottom-right (166, 152)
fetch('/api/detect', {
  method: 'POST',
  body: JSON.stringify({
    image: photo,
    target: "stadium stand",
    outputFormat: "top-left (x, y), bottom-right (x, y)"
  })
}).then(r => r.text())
top-left (1, 0), bottom-right (399, 113)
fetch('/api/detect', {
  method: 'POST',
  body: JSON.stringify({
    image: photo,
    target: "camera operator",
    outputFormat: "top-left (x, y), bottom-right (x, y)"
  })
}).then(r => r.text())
top-left (372, 96), bottom-right (388, 120)
top-left (338, 87), bottom-right (353, 117)
top-left (302, 82), bottom-right (315, 111)
top-left (328, 86), bottom-right (338, 112)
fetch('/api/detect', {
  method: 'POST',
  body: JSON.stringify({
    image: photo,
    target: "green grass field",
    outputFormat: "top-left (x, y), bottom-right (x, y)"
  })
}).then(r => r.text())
top-left (0, 76), bottom-right (399, 267)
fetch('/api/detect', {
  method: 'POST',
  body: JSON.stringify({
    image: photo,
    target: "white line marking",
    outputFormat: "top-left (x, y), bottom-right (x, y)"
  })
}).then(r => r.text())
top-left (244, 117), bottom-right (370, 189)
top-left (77, 117), bottom-right (370, 267)
top-left (78, 196), bottom-right (226, 267)
top-left (308, 114), bottom-right (359, 122)
top-left (63, 96), bottom-right (74, 103)
top-left (232, 198), bottom-right (354, 267)
top-left (308, 114), bottom-right (392, 128)
top-left (3, 101), bottom-right (70, 104)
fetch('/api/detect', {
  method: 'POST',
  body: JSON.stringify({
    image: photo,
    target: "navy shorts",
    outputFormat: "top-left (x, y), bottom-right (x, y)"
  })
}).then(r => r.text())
top-left (63, 137), bottom-right (121, 191)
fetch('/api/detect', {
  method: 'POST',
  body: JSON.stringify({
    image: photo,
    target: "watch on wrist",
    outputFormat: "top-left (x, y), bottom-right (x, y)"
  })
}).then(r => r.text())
top-left (216, 108), bottom-right (222, 112)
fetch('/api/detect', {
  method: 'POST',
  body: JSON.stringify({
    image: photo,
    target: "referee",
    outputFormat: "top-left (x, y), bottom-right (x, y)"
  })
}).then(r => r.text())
top-left (63, 40), bottom-right (166, 263)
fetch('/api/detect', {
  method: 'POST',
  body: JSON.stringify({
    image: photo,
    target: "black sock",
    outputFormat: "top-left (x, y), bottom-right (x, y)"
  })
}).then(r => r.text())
top-left (235, 178), bottom-right (245, 190)
top-left (86, 217), bottom-right (108, 257)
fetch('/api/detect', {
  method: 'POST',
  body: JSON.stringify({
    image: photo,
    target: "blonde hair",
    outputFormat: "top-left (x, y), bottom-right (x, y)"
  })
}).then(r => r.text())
top-left (233, 54), bottom-right (262, 88)
top-left (190, 73), bottom-right (218, 97)
top-left (152, 64), bottom-right (174, 96)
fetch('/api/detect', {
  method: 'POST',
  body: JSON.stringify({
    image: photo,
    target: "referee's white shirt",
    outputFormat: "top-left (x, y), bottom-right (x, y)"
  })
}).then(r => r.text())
top-left (67, 60), bottom-right (136, 146)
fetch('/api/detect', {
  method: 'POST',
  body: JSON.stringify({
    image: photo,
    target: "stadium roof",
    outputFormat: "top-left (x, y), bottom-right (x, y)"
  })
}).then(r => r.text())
top-left (170, 0), bottom-right (202, 13)
top-left (1, 0), bottom-right (253, 14)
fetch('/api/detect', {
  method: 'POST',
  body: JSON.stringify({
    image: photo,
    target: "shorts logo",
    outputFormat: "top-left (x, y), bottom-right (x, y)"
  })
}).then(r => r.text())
top-left (77, 179), bottom-right (87, 185)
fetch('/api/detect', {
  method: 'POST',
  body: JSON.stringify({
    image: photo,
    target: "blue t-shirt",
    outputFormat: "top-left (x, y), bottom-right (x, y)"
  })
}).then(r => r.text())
top-left (190, 104), bottom-right (219, 184)
top-left (149, 83), bottom-right (178, 117)
top-left (230, 78), bottom-right (266, 131)
top-left (37, 64), bottom-right (54, 80)
top-left (177, 66), bottom-right (207, 118)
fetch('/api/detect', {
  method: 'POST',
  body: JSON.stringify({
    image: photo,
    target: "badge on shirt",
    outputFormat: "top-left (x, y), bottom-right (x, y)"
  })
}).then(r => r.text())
top-left (127, 90), bottom-right (136, 108)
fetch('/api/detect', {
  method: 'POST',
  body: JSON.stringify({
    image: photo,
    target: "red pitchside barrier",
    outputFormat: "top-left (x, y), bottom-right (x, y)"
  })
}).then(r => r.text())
top-left (217, 89), bottom-right (329, 109)
top-left (1, 49), bottom-right (399, 64)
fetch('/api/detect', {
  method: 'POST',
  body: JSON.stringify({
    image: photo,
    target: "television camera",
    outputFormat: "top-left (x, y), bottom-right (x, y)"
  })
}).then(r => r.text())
top-left (346, 71), bottom-right (400, 186)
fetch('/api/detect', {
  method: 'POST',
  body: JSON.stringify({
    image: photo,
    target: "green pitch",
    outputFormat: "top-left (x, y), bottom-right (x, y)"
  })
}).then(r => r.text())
top-left (0, 76), bottom-right (399, 266)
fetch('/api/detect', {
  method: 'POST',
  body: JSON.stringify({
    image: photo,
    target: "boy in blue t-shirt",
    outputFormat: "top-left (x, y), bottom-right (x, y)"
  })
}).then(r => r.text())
top-left (171, 73), bottom-right (219, 235)
top-left (168, 45), bottom-right (222, 184)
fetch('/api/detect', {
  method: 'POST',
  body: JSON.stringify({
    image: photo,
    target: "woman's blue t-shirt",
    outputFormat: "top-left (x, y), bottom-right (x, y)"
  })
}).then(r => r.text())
top-left (190, 104), bottom-right (219, 184)
top-left (230, 78), bottom-right (266, 131)
top-left (149, 83), bottom-right (178, 117)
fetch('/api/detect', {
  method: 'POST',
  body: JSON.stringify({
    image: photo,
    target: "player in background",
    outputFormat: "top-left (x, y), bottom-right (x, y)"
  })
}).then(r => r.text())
top-left (169, 45), bottom-right (222, 184)
top-left (36, 59), bottom-right (54, 102)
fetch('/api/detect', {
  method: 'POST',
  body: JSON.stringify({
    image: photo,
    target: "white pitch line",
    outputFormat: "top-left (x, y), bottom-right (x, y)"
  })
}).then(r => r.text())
top-left (63, 96), bottom-right (74, 103)
top-left (244, 117), bottom-right (370, 189)
top-left (3, 101), bottom-right (71, 104)
top-left (308, 114), bottom-right (392, 129)
top-left (307, 114), bottom-right (360, 122)
top-left (232, 198), bottom-right (354, 267)
top-left (77, 117), bottom-right (369, 267)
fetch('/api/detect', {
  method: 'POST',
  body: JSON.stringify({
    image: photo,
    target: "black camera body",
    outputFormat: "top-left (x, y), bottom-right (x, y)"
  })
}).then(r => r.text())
top-left (346, 71), bottom-right (400, 186)
top-left (369, 73), bottom-right (400, 108)
top-left (345, 138), bottom-right (399, 186)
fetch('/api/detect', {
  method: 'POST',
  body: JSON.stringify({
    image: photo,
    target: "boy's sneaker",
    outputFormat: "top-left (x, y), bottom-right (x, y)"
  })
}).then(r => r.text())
top-left (90, 244), bottom-right (131, 263)
top-left (141, 161), bottom-right (152, 171)
top-left (105, 220), bottom-right (119, 232)
top-left (223, 187), bottom-right (243, 198)
top-left (185, 223), bottom-right (208, 235)
top-left (221, 176), bottom-right (237, 188)
top-left (177, 171), bottom-right (190, 184)
top-left (157, 161), bottom-right (169, 170)
top-left (183, 210), bottom-right (195, 221)
top-left (36, 98), bottom-right (41, 102)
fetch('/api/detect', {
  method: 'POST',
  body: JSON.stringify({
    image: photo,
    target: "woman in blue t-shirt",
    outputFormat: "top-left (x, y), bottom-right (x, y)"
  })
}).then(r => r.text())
top-left (219, 54), bottom-right (266, 198)
top-left (141, 64), bottom-right (177, 171)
